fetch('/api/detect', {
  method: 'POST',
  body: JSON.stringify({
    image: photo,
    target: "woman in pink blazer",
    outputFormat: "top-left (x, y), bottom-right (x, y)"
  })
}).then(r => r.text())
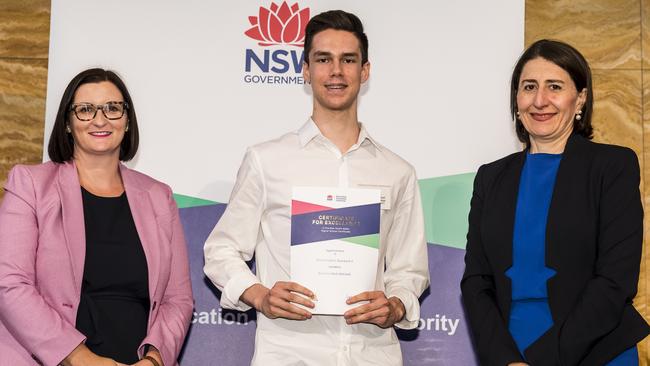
top-left (0, 69), bottom-right (193, 366)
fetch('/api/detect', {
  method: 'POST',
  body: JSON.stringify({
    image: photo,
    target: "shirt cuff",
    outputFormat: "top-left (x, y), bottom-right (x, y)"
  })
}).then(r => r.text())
top-left (221, 271), bottom-right (261, 311)
top-left (386, 287), bottom-right (420, 329)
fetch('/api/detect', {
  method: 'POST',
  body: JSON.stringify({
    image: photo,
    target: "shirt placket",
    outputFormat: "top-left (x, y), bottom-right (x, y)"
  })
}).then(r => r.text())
top-left (337, 334), bottom-right (353, 365)
top-left (339, 154), bottom-right (349, 188)
top-left (318, 137), bottom-right (361, 188)
top-left (331, 141), bottom-right (365, 365)
top-left (338, 141), bottom-right (364, 188)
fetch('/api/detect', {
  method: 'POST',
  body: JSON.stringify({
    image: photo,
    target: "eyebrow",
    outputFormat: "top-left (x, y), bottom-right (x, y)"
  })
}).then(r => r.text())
top-left (312, 51), bottom-right (360, 58)
top-left (521, 79), bottom-right (566, 84)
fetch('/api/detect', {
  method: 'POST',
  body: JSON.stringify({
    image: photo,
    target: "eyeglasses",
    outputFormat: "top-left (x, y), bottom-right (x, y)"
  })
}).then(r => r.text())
top-left (69, 101), bottom-right (128, 121)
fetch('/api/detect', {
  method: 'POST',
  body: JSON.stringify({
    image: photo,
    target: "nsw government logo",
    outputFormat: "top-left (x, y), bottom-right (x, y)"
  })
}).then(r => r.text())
top-left (243, 2), bottom-right (309, 85)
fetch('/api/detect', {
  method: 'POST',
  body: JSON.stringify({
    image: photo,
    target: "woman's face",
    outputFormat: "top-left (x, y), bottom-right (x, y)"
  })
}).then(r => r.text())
top-left (69, 81), bottom-right (127, 161)
top-left (516, 57), bottom-right (586, 151)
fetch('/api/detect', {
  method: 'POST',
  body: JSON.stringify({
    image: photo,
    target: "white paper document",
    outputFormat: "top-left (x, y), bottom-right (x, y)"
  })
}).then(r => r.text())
top-left (290, 186), bottom-right (381, 315)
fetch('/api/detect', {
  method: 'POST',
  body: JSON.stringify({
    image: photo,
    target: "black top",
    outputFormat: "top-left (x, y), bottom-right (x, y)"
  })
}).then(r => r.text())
top-left (461, 134), bottom-right (649, 366)
top-left (76, 187), bottom-right (150, 364)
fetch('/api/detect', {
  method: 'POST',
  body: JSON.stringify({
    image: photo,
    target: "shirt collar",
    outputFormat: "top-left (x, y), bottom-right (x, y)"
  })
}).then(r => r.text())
top-left (297, 118), bottom-right (321, 147)
top-left (297, 118), bottom-right (381, 151)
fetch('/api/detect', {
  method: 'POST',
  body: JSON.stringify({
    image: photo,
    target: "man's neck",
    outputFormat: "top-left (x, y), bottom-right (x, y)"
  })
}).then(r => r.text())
top-left (312, 109), bottom-right (360, 154)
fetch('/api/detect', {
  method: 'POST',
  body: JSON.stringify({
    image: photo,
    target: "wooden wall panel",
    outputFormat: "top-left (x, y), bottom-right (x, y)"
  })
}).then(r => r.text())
top-left (0, 0), bottom-right (49, 200)
top-left (0, 59), bottom-right (48, 188)
top-left (526, 0), bottom-right (642, 69)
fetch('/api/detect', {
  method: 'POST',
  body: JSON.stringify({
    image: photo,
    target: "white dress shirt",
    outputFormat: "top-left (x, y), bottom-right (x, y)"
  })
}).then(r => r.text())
top-left (204, 119), bottom-right (429, 366)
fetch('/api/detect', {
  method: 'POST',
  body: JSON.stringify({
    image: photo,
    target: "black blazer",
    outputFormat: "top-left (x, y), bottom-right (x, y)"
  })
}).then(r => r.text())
top-left (461, 134), bottom-right (649, 366)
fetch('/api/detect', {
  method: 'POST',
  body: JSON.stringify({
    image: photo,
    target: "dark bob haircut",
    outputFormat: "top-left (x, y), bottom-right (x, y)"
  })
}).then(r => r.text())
top-left (48, 68), bottom-right (139, 163)
top-left (303, 10), bottom-right (369, 65)
top-left (510, 39), bottom-right (593, 147)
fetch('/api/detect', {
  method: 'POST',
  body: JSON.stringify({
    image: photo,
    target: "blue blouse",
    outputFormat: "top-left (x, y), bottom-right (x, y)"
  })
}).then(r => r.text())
top-left (506, 153), bottom-right (636, 365)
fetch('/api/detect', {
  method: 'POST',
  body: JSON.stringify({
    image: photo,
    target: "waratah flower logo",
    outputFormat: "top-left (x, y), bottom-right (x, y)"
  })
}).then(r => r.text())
top-left (245, 2), bottom-right (310, 47)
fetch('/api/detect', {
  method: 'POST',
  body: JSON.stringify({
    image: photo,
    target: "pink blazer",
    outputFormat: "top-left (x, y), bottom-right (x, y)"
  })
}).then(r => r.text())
top-left (0, 161), bottom-right (193, 366)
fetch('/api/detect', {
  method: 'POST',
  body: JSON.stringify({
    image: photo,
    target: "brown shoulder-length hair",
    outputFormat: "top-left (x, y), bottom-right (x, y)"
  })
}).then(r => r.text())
top-left (510, 39), bottom-right (593, 148)
top-left (48, 68), bottom-right (139, 163)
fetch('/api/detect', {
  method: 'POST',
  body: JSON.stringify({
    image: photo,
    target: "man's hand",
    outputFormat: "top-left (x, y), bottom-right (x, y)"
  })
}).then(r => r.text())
top-left (242, 282), bottom-right (315, 320)
top-left (343, 291), bottom-right (405, 328)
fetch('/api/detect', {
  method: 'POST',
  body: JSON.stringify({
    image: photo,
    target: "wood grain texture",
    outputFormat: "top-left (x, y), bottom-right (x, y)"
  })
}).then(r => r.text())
top-left (526, 0), bottom-right (642, 69)
top-left (0, 0), bottom-right (50, 59)
top-left (0, 0), bottom-right (50, 201)
top-left (643, 0), bottom-right (649, 68)
top-left (0, 58), bottom-right (48, 200)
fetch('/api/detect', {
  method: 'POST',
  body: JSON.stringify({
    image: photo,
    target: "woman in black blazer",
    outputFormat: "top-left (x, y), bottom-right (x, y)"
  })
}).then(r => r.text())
top-left (461, 39), bottom-right (649, 366)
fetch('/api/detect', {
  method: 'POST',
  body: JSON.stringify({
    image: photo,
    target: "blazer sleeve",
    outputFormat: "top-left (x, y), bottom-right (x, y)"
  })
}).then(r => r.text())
top-left (0, 165), bottom-right (86, 366)
top-left (524, 148), bottom-right (644, 365)
top-left (139, 184), bottom-right (194, 366)
top-left (461, 165), bottom-right (525, 366)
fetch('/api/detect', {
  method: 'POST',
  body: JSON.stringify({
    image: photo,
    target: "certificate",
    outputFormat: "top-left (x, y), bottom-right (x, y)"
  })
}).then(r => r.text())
top-left (290, 186), bottom-right (381, 315)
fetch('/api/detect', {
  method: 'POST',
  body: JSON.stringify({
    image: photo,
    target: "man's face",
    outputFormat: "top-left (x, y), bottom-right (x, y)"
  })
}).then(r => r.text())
top-left (303, 29), bottom-right (370, 114)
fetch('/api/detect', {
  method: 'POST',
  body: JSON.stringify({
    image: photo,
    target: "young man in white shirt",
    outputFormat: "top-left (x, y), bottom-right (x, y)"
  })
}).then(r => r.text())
top-left (204, 10), bottom-right (429, 365)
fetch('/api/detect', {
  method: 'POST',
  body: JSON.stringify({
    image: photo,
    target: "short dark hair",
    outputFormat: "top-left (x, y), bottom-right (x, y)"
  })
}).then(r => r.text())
top-left (48, 68), bottom-right (139, 163)
top-left (303, 10), bottom-right (369, 65)
top-left (510, 39), bottom-right (593, 147)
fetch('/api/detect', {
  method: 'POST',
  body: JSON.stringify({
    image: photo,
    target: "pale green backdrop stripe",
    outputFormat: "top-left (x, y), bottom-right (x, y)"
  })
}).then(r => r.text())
top-left (174, 193), bottom-right (219, 209)
top-left (418, 173), bottom-right (475, 250)
top-left (174, 172), bottom-right (476, 250)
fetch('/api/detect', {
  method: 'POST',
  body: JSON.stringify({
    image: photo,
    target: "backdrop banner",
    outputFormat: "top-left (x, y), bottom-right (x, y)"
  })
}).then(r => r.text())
top-left (45, 1), bottom-right (524, 364)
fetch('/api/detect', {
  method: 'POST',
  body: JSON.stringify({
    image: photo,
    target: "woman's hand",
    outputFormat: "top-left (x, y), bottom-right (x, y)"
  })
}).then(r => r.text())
top-left (507, 363), bottom-right (529, 366)
top-left (62, 343), bottom-right (120, 366)
top-left (138, 346), bottom-right (164, 366)
top-left (129, 360), bottom-right (155, 366)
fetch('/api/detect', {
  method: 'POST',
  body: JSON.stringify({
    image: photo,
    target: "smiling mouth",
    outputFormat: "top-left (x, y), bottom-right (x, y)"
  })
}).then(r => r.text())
top-left (325, 83), bottom-right (347, 91)
top-left (89, 131), bottom-right (112, 137)
top-left (530, 113), bottom-right (556, 121)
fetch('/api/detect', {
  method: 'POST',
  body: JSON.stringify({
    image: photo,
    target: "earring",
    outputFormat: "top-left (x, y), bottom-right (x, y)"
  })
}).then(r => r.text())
top-left (575, 110), bottom-right (582, 121)
top-left (125, 124), bottom-right (129, 132)
top-left (66, 125), bottom-right (71, 133)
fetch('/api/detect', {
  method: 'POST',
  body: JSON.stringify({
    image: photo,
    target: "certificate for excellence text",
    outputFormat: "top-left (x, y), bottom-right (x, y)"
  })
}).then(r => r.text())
top-left (291, 186), bottom-right (381, 315)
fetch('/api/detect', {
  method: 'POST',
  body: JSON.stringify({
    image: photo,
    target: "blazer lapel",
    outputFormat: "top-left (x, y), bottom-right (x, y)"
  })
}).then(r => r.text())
top-left (120, 165), bottom-right (160, 300)
top-left (57, 161), bottom-right (86, 292)
top-left (545, 134), bottom-right (586, 271)
top-left (493, 152), bottom-right (526, 273)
